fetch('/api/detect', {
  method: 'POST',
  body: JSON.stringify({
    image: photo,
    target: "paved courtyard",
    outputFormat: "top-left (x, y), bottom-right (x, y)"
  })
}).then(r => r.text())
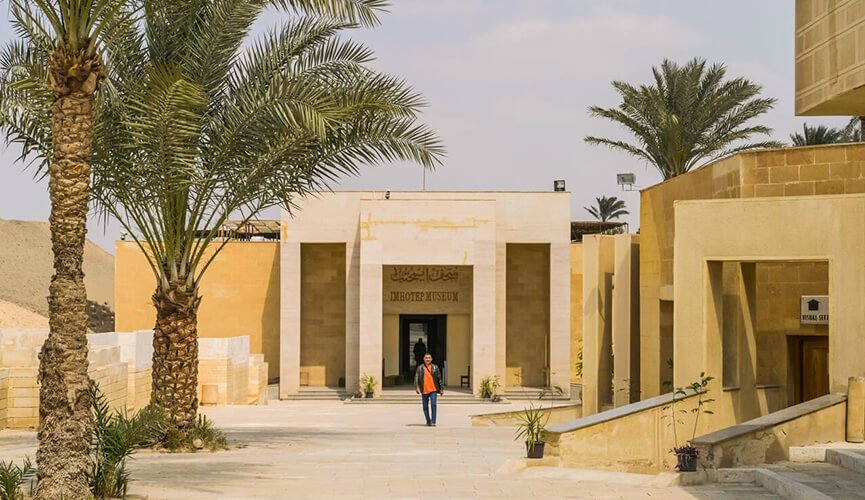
top-left (0, 400), bottom-right (779, 499)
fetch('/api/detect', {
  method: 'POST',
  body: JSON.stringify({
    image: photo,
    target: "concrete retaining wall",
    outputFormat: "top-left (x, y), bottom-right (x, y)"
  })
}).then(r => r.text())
top-left (471, 403), bottom-right (582, 427)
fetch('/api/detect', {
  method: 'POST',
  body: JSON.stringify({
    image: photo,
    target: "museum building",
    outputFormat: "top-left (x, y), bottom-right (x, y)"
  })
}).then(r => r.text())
top-left (278, 191), bottom-right (572, 397)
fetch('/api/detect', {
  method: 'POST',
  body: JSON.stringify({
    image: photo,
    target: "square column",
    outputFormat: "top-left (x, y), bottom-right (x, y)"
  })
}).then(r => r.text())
top-left (612, 235), bottom-right (640, 406)
top-left (279, 241), bottom-right (301, 398)
top-left (582, 235), bottom-right (614, 416)
top-left (345, 238), bottom-right (361, 393)
top-left (472, 240), bottom-right (498, 395)
top-left (495, 242), bottom-right (507, 389)
top-left (549, 242), bottom-right (571, 395)
top-left (358, 240), bottom-right (383, 396)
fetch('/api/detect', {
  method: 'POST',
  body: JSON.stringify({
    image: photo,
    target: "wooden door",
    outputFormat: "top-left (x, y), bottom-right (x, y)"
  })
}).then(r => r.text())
top-left (801, 337), bottom-right (829, 402)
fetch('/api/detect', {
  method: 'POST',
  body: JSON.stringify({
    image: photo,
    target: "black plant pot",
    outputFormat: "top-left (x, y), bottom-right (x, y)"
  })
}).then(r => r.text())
top-left (526, 441), bottom-right (545, 459)
top-left (675, 449), bottom-right (698, 472)
top-left (365, 392), bottom-right (374, 399)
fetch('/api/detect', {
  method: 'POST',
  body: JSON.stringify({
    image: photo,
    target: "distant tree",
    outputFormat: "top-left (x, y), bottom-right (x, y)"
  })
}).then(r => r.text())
top-left (790, 123), bottom-right (847, 146)
top-left (586, 58), bottom-right (782, 180)
top-left (584, 196), bottom-right (628, 222)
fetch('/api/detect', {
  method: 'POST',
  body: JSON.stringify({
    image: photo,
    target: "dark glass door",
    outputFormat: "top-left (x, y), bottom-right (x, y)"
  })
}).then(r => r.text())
top-left (400, 315), bottom-right (447, 384)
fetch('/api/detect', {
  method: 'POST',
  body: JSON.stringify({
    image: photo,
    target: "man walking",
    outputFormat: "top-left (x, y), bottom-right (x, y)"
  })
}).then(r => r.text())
top-left (415, 353), bottom-right (443, 426)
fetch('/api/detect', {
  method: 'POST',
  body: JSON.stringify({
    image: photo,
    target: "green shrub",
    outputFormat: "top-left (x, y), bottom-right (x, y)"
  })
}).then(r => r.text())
top-left (148, 408), bottom-right (229, 453)
top-left (89, 383), bottom-right (159, 499)
top-left (478, 376), bottom-right (500, 399)
top-left (0, 457), bottom-right (35, 500)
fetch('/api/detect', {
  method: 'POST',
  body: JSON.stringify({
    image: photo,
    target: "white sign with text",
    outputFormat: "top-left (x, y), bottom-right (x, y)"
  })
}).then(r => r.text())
top-left (801, 295), bottom-right (829, 325)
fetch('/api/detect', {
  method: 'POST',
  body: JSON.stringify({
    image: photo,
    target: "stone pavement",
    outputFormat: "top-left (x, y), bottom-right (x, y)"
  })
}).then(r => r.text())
top-left (0, 400), bottom-right (779, 499)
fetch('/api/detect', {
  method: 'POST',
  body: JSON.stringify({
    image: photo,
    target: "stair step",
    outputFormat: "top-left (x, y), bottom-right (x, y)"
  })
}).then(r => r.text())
top-left (763, 463), bottom-right (859, 499)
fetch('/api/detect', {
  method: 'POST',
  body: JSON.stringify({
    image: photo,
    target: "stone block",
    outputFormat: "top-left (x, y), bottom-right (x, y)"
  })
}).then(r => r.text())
top-left (800, 163), bottom-right (831, 181)
top-left (814, 146), bottom-right (847, 163)
top-left (770, 166), bottom-right (800, 184)
top-left (830, 161), bottom-right (860, 179)
top-left (815, 179), bottom-right (845, 194)
top-left (755, 184), bottom-right (785, 197)
top-left (742, 167), bottom-right (769, 185)
top-left (785, 149), bottom-right (814, 166)
top-left (785, 182), bottom-right (815, 196)
top-left (845, 177), bottom-right (865, 193)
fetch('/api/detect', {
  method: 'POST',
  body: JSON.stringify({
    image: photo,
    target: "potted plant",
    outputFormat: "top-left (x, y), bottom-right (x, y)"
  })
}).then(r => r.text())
top-left (360, 374), bottom-right (377, 399)
top-left (667, 372), bottom-right (714, 472)
top-left (515, 404), bottom-right (547, 459)
top-left (478, 375), bottom-right (500, 401)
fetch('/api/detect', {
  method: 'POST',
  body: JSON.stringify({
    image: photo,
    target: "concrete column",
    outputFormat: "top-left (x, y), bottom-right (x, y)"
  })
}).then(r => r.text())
top-left (358, 240), bottom-right (383, 396)
top-left (344, 237), bottom-right (361, 394)
top-left (495, 242), bottom-right (507, 391)
top-left (581, 235), bottom-right (614, 415)
top-left (472, 240), bottom-right (497, 395)
top-left (829, 255), bottom-right (865, 393)
top-left (737, 263), bottom-right (759, 420)
top-left (675, 260), bottom-right (723, 394)
top-left (549, 242), bottom-right (571, 396)
top-left (847, 377), bottom-right (865, 442)
top-left (612, 235), bottom-right (640, 406)
top-left (279, 241), bottom-right (301, 398)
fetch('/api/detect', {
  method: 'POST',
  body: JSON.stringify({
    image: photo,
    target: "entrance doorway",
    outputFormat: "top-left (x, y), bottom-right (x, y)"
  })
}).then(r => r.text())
top-left (400, 315), bottom-right (447, 384)
top-left (789, 335), bottom-right (829, 404)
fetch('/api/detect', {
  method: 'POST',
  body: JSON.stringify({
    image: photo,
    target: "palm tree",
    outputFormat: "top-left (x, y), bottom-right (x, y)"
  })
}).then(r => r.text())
top-left (584, 196), bottom-right (628, 222)
top-left (0, 1), bottom-right (127, 497)
top-left (790, 123), bottom-right (848, 146)
top-left (86, 0), bottom-right (442, 428)
top-left (585, 58), bottom-right (783, 180)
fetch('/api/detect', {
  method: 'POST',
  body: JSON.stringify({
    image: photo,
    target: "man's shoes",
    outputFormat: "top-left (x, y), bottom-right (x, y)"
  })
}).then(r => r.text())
top-left (426, 422), bottom-right (431, 426)
top-left (431, 423), bottom-right (436, 427)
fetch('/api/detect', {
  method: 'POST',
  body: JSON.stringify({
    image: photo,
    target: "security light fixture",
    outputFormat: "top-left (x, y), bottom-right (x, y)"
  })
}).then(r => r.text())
top-left (617, 173), bottom-right (636, 191)
top-left (385, 189), bottom-right (391, 200)
top-left (553, 179), bottom-right (566, 192)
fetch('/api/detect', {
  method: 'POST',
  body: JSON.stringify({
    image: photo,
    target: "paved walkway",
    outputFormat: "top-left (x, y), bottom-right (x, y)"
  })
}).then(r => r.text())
top-left (0, 401), bottom-right (778, 499)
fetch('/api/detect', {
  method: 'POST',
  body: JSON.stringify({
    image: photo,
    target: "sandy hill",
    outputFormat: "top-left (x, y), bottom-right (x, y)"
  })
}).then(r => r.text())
top-left (0, 218), bottom-right (114, 328)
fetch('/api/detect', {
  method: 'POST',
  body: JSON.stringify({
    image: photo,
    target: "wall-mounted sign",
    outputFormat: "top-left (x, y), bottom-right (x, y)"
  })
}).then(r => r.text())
top-left (388, 291), bottom-right (459, 302)
top-left (801, 295), bottom-right (829, 325)
top-left (389, 266), bottom-right (459, 283)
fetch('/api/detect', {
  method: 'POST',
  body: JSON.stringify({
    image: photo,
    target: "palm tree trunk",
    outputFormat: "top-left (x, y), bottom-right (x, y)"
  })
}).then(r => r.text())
top-left (151, 283), bottom-right (201, 428)
top-left (35, 84), bottom-right (96, 499)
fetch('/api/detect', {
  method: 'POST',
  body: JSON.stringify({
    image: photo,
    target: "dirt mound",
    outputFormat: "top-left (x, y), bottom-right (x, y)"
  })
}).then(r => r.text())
top-left (0, 299), bottom-right (49, 328)
top-left (0, 219), bottom-right (114, 327)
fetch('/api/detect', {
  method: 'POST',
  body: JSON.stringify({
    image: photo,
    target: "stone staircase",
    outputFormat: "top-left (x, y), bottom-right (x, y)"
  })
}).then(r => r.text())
top-left (715, 444), bottom-right (865, 499)
top-left (279, 387), bottom-right (348, 401)
top-left (346, 388), bottom-right (497, 404)
top-left (501, 386), bottom-right (571, 402)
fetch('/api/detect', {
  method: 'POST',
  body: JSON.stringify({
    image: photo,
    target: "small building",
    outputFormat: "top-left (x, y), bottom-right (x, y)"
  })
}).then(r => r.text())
top-left (278, 191), bottom-right (572, 397)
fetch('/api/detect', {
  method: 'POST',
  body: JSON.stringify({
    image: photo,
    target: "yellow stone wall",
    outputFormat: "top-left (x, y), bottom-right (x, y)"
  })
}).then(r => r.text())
top-left (300, 243), bottom-right (346, 387)
top-left (640, 143), bottom-right (865, 398)
top-left (570, 244), bottom-right (583, 384)
top-left (506, 244), bottom-right (550, 387)
top-left (446, 314), bottom-right (471, 387)
top-left (795, 0), bottom-right (865, 115)
top-left (382, 314), bottom-right (399, 379)
top-left (115, 241), bottom-right (281, 380)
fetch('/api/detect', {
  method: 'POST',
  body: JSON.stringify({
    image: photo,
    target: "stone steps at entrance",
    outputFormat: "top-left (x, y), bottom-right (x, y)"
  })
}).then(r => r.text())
top-left (502, 387), bottom-right (570, 402)
top-left (281, 387), bottom-right (348, 401)
top-left (346, 388), bottom-right (498, 404)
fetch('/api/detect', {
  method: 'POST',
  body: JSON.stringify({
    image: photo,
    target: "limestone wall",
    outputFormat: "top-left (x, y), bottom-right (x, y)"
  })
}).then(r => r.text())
top-left (505, 244), bottom-right (550, 388)
top-left (570, 244), bottom-right (583, 384)
top-left (115, 241), bottom-right (281, 380)
top-left (300, 243), bottom-right (346, 387)
top-left (639, 143), bottom-right (865, 399)
top-left (0, 329), bottom-right (267, 430)
top-left (795, 0), bottom-right (865, 115)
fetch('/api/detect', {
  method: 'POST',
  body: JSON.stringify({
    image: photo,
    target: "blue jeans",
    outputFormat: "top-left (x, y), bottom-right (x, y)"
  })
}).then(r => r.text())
top-left (422, 392), bottom-right (437, 425)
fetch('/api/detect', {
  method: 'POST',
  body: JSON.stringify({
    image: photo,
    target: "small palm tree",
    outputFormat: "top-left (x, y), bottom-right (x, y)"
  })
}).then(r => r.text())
top-left (584, 196), bottom-right (628, 222)
top-left (0, 1), bottom-right (129, 497)
top-left (586, 58), bottom-right (782, 180)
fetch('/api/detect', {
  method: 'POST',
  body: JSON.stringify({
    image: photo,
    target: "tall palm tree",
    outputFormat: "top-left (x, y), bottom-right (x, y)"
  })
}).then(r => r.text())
top-left (0, 1), bottom-right (127, 497)
top-left (586, 58), bottom-right (782, 180)
top-left (87, 0), bottom-right (441, 427)
top-left (790, 123), bottom-right (847, 146)
top-left (584, 196), bottom-right (628, 222)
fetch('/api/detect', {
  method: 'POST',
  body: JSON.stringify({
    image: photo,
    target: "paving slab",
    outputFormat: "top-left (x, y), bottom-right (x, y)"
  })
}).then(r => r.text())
top-left (0, 401), bottom-right (781, 499)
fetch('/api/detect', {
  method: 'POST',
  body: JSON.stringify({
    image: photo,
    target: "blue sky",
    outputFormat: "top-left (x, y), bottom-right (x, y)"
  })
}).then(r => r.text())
top-left (0, 1), bottom-right (849, 252)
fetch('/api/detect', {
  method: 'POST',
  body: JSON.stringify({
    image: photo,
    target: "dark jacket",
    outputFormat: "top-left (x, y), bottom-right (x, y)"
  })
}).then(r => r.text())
top-left (415, 363), bottom-right (443, 394)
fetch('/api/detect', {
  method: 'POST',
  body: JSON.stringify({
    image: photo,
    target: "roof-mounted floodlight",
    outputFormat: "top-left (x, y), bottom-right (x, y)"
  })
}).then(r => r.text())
top-left (617, 173), bottom-right (636, 191)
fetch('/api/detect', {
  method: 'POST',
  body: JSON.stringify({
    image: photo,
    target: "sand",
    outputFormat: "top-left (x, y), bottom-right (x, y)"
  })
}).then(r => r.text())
top-left (0, 299), bottom-right (48, 328)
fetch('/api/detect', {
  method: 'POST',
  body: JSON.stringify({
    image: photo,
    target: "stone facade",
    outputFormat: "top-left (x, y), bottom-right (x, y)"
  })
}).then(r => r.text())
top-left (795, 0), bottom-right (865, 115)
top-left (280, 191), bottom-right (571, 397)
top-left (300, 243), bottom-right (346, 387)
top-left (640, 143), bottom-right (865, 399)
